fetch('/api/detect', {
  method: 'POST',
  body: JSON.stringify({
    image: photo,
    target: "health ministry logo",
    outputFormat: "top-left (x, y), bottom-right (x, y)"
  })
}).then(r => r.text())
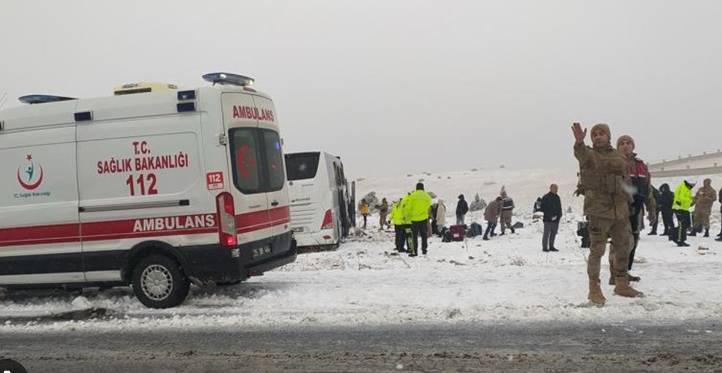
top-left (17, 154), bottom-right (44, 190)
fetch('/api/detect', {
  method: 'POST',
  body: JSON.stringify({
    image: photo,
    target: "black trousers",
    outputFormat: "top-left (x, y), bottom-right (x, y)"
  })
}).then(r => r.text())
top-left (661, 209), bottom-right (674, 235)
top-left (394, 225), bottom-right (405, 250)
top-left (410, 220), bottom-right (429, 254)
top-left (674, 210), bottom-right (690, 243)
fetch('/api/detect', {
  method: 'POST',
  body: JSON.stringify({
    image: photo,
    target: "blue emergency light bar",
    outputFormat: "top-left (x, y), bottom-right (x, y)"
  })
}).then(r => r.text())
top-left (202, 73), bottom-right (255, 87)
top-left (19, 95), bottom-right (77, 105)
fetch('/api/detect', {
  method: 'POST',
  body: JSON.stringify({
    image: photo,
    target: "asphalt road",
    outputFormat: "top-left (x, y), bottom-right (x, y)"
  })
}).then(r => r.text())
top-left (2, 321), bottom-right (722, 372)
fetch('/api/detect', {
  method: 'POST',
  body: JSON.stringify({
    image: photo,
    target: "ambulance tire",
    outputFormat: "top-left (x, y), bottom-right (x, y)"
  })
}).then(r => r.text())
top-left (131, 255), bottom-right (190, 309)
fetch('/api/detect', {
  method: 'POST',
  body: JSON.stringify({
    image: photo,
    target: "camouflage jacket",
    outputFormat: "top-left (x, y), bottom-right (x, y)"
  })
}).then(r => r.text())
top-left (694, 186), bottom-right (717, 213)
top-left (574, 141), bottom-right (631, 220)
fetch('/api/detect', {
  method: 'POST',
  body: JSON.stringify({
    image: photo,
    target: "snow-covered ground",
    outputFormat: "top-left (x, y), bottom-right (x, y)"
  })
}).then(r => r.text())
top-left (1, 168), bottom-right (721, 333)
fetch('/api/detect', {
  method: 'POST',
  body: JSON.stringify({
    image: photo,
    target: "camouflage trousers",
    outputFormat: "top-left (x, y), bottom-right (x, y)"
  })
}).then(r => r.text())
top-left (587, 216), bottom-right (632, 282)
top-left (693, 209), bottom-right (711, 230)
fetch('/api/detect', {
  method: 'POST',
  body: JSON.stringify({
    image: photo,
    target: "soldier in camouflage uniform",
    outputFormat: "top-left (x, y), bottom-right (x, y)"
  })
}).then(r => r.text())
top-left (572, 123), bottom-right (643, 307)
top-left (690, 178), bottom-right (716, 237)
top-left (608, 135), bottom-right (656, 284)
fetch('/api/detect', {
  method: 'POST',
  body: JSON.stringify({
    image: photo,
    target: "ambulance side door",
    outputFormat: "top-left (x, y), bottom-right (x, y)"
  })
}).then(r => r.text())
top-left (0, 106), bottom-right (83, 285)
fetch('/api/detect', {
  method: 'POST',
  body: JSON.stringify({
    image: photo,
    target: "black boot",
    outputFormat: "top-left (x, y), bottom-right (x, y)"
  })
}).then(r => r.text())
top-left (648, 230), bottom-right (657, 235)
top-left (704, 228), bottom-right (710, 238)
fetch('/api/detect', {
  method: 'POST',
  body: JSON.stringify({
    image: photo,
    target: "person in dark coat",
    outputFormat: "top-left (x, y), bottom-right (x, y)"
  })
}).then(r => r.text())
top-left (658, 183), bottom-right (675, 239)
top-left (648, 186), bottom-right (661, 235)
top-left (456, 194), bottom-right (469, 225)
top-left (540, 184), bottom-right (562, 252)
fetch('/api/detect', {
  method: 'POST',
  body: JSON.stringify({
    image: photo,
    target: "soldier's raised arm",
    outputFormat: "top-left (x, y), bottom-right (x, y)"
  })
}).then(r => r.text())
top-left (572, 122), bottom-right (592, 162)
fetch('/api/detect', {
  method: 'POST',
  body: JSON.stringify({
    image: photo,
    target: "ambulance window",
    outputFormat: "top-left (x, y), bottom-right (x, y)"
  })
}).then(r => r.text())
top-left (229, 128), bottom-right (262, 194)
top-left (262, 130), bottom-right (285, 192)
top-left (285, 153), bottom-right (320, 181)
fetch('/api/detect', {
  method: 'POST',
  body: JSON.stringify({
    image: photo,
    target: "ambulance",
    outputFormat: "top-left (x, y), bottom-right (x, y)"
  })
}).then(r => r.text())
top-left (285, 152), bottom-right (352, 249)
top-left (0, 73), bottom-right (296, 308)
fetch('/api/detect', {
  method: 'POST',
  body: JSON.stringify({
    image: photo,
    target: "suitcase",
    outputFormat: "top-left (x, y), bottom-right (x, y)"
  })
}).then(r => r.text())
top-left (450, 224), bottom-right (466, 241)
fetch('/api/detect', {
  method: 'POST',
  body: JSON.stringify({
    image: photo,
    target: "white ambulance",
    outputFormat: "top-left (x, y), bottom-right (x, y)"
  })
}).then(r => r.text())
top-left (285, 152), bottom-right (352, 249)
top-left (0, 73), bottom-right (296, 308)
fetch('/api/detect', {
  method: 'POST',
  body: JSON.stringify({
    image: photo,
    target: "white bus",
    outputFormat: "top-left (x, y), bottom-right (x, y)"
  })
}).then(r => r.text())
top-left (285, 152), bottom-right (352, 249)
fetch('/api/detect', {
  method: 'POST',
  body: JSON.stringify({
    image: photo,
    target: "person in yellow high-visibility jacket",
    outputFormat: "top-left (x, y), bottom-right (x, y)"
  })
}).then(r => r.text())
top-left (672, 180), bottom-right (695, 247)
top-left (402, 183), bottom-right (432, 256)
top-left (390, 199), bottom-right (406, 252)
top-left (399, 192), bottom-right (413, 253)
top-left (359, 199), bottom-right (370, 229)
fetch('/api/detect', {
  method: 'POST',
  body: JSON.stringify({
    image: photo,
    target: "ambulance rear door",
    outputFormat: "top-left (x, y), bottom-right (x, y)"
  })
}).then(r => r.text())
top-left (251, 95), bottom-right (290, 240)
top-left (221, 93), bottom-right (270, 245)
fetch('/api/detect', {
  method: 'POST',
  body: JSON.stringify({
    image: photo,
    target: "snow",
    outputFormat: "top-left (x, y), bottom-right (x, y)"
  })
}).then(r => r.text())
top-left (2, 168), bottom-right (722, 332)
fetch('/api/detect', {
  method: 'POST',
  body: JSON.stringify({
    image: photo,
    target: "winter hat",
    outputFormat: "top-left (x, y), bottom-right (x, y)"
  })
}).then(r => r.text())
top-left (591, 123), bottom-right (611, 141)
top-left (616, 135), bottom-right (635, 149)
top-left (458, 194), bottom-right (464, 199)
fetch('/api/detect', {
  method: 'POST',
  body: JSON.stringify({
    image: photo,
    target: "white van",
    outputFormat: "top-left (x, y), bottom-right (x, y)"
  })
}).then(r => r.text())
top-left (0, 73), bottom-right (296, 308)
top-left (285, 152), bottom-right (352, 249)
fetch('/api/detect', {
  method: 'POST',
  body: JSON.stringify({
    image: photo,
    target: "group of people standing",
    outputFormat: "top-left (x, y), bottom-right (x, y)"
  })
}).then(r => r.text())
top-left (573, 122), bottom-right (722, 307)
top-left (383, 184), bottom-right (523, 257)
top-left (655, 178), bottom-right (721, 247)
top-left (455, 191), bottom-right (517, 241)
top-left (388, 183), bottom-right (433, 257)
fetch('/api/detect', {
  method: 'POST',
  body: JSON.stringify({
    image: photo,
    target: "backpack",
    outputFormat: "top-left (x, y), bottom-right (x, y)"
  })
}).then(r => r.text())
top-left (468, 222), bottom-right (483, 237)
top-left (442, 228), bottom-right (452, 243)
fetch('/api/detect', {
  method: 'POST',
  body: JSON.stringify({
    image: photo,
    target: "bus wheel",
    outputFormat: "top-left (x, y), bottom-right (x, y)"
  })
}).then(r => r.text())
top-left (131, 255), bottom-right (190, 308)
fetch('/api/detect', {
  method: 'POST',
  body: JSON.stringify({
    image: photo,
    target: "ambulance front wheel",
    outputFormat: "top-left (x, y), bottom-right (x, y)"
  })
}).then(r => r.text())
top-left (131, 255), bottom-right (190, 308)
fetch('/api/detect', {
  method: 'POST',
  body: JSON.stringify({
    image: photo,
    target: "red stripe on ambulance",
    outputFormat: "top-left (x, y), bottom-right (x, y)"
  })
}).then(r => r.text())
top-left (0, 207), bottom-right (289, 247)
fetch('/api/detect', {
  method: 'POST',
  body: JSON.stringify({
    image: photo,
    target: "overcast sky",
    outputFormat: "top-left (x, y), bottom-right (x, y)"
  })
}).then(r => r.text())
top-left (2, 1), bottom-right (721, 178)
